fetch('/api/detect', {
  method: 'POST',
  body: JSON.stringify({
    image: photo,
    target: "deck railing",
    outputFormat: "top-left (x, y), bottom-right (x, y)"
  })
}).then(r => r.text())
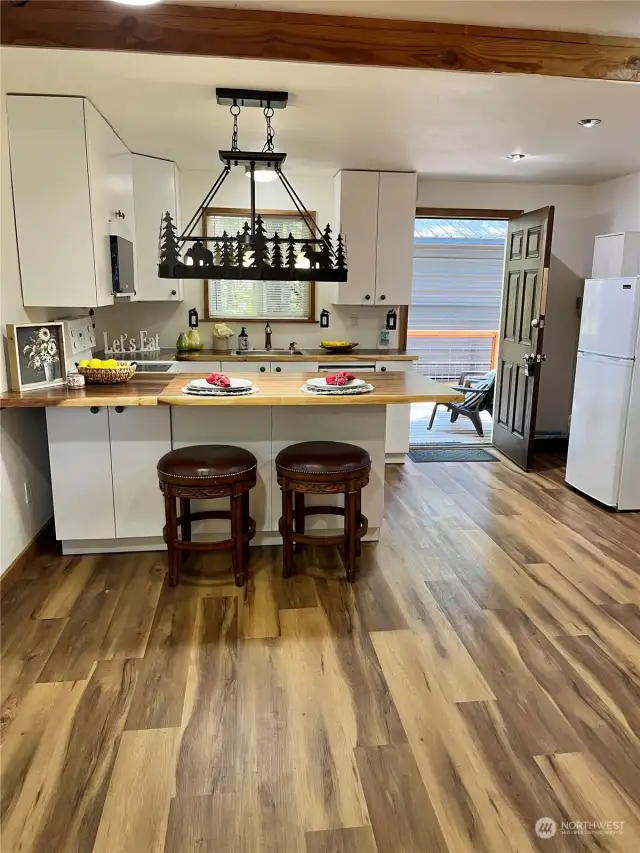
top-left (407, 330), bottom-right (499, 383)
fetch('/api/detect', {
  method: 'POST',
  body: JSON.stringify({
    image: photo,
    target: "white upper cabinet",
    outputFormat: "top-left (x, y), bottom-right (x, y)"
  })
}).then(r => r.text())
top-left (592, 231), bottom-right (640, 279)
top-left (333, 170), bottom-right (417, 306)
top-left (7, 95), bottom-right (136, 308)
top-left (132, 154), bottom-right (183, 302)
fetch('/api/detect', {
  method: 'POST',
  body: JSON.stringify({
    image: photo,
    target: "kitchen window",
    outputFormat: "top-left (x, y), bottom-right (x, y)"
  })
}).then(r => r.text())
top-left (203, 208), bottom-right (316, 322)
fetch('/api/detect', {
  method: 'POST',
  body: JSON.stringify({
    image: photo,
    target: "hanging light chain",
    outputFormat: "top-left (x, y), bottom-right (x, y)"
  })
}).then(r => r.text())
top-left (263, 105), bottom-right (275, 153)
top-left (230, 102), bottom-right (241, 151)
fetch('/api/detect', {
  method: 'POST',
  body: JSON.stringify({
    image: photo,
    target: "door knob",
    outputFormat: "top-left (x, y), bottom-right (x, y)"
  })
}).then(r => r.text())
top-left (521, 353), bottom-right (535, 363)
top-left (531, 318), bottom-right (539, 328)
top-left (536, 353), bottom-right (547, 363)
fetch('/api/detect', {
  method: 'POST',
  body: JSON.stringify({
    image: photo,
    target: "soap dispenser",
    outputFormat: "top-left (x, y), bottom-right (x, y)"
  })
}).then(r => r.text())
top-left (238, 326), bottom-right (250, 351)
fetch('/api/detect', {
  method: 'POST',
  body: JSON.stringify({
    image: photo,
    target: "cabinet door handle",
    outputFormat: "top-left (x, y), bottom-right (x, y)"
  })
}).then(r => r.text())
top-left (380, 366), bottom-right (387, 372)
top-left (379, 294), bottom-right (386, 300)
top-left (275, 366), bottom-right (282, 372)
top-left (171, 290), bottom-right (177, 297)
top-left (90, 406), bottom-right (100, 414)
top-left (115, 406), bottom-right (124, 413)
top-left (365, 294), bottom-right (371, 301)
top-left (260, 366), bottom-right (266, 372)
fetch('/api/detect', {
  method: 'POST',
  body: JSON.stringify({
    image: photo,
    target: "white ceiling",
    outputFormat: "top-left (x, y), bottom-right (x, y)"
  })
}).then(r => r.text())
top-left (181, 0), bottom-right (640, 38)
top-left (2, 46), bottom-right (639, 184)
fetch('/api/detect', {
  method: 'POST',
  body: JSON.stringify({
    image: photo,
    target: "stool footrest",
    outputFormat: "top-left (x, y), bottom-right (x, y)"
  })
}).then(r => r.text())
top-left (277, 514), bottom-right (367, 547)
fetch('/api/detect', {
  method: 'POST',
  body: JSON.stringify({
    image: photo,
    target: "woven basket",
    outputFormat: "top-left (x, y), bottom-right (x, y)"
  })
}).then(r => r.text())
top-left (78, 363), bottom-right (137, 384)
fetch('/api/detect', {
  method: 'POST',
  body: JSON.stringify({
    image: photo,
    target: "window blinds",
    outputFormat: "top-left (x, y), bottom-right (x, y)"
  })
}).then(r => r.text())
top-left (409, 239), bottom-right (506, 381)
top-left (410, 242), bottom-right (505, 331)
top-left (205, 211), bottom-right (313, 320)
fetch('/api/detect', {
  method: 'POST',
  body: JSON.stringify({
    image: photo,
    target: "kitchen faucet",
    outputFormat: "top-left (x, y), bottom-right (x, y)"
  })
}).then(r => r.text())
top-left (264, 321), bottom-right (272, 351)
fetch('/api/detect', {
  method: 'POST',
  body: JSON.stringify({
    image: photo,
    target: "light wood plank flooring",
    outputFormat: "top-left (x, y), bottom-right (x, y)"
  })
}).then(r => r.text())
top-left (410, 401), bottom-right (493, 446)
top-left (2, 454), bottom-right (640, 852)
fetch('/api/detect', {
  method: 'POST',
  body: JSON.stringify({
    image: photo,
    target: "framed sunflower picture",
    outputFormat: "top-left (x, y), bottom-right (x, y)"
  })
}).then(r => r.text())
top-left (6, 322), bottom-right (67, 392)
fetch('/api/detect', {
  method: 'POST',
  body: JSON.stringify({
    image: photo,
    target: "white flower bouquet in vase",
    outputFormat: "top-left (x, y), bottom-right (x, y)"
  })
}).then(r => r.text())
top-left (23, 326), bottom-right (60, 382)
top-left (7, 322), bottom-right (68, 391)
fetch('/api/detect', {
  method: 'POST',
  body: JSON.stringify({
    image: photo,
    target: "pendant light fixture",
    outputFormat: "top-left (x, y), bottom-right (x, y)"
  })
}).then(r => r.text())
top-left (158, 88), bottom-right (348, 283)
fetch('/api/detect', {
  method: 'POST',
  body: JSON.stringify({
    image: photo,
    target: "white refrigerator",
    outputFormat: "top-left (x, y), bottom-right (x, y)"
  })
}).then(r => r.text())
top-left (566, 276), bottom-right (640, 510)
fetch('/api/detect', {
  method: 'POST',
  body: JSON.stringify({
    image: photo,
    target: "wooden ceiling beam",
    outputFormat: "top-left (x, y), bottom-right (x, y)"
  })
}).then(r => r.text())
top-left (1, 0), bottom-right (639, 83)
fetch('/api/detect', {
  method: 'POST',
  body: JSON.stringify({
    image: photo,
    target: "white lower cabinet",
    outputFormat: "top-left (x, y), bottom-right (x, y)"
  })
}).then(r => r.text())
top-left (47, 406), bottom-right (171, 542)
top-left (109, 406), bottom-right (171, 538)
top-left (171, 407), bottom-right (272, 534)
top-left (269, 362), bottom-right (319, 373)
top-left (220, 361), bottom-right (270, 374)
top-left (46, 407), bottom-right (116, 540)
top-left (173, 361), bottom-right (221, 374)
top-left (377, 361), bottom-right (412, 459)
top-left (271, 406), bottom-right (385, 532)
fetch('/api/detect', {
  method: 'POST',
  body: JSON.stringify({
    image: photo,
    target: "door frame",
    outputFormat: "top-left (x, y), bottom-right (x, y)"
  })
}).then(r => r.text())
top-left (399, 207), bottom-right (524, 350)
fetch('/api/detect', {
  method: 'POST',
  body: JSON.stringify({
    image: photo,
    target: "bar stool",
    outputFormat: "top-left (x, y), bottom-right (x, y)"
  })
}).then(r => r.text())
top-left (275, 440), bottom-right (371, 583)
top-left (157, 445), bottom-right (257, 587)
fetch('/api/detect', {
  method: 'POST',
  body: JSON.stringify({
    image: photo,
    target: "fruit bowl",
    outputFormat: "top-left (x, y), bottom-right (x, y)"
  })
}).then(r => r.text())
top-left (319, 341), bottom-right (359, 354)
top-left (77, 361), bottom-right (137, 384)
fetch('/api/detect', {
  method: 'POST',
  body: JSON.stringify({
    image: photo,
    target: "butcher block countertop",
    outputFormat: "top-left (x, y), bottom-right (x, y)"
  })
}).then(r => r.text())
top-left (158, 373), bottom-right (464, 407)
top-left (175, 348), bottom-right (418, 362)
top-left (0, 375), bottom-right (171, 408)
top-left (0, 373), bottom-right (463, 408)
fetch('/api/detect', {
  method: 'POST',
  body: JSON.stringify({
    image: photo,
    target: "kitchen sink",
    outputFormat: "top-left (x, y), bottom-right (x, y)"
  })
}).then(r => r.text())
top-left (235, 348), bottom-right (305, 356)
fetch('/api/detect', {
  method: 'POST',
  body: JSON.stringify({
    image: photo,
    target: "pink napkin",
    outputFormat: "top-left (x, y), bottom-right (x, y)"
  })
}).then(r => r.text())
top-left (325, 371), bottom-right (356, 387)
top-left (206, 372), bottom-right (231, 388)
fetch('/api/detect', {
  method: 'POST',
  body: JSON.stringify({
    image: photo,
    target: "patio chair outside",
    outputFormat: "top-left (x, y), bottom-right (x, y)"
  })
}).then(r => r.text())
top-left (427, 369), bottom-right (496, 438)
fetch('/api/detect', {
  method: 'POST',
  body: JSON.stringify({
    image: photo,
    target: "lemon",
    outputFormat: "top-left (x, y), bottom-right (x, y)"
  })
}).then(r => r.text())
top-left (104, 359), bottom-right (118, 368)
top-left (78, 359), bottom-right (90, 368)
top-left (89, 358), bottom-right (103, 368)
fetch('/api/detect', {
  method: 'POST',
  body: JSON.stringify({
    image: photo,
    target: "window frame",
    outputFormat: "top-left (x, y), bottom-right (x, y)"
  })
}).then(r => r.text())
top-left (202, 207), bottom-right (317, 323)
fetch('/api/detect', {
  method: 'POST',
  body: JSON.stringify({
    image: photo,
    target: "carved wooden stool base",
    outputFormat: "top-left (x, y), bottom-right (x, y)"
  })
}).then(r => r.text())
top-left (158, 445), bottom-right (257, 588)
top-left (275, 441), bottom-right (371, 583)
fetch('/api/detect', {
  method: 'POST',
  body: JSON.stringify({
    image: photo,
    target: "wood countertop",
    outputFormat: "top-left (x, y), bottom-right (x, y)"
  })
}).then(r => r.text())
top-left (158, 372), bottom-right (464, 407)
top-left (0, 372), bottom-right (463, 408)
top-left (175, 349), bottom-right (418, 362)
top-left (0, 375), bottom-right (172, 408)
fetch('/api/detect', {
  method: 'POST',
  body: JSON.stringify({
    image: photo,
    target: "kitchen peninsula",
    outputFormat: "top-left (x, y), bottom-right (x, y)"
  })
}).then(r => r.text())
top-left (0, 372), bottom-right (463, 555)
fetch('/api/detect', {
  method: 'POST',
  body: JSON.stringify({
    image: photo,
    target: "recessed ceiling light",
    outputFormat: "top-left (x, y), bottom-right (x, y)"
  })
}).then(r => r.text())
top-left (577, 118), bottom-right (602, 128)
top-left (507, 153), bottom-right (526, 161)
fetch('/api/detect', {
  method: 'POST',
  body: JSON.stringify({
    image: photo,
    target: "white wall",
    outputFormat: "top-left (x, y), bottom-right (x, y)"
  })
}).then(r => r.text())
top-left (94, 168), bottom-right (396, 351)
top-left (1, 96), bottom-right (54, 574)
top-left (590, 171), bottom-right (640, 236)
top-left (417, 180), bottom-right (594, 436)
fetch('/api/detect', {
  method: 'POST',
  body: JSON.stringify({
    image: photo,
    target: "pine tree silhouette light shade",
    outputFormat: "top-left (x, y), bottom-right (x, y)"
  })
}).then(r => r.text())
top-left (158, 87), bottom-right (348, 283)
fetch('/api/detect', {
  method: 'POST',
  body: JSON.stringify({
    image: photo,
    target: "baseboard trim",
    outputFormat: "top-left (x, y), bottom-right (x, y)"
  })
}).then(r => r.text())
top-left (0, 517), bottom-right (56, 598)
top-left (385, 453), bottom-right (407, 464)
top-left (61, 527), bottom-right (382, 555)
top-left (534, 435), bottom-right (569, 453)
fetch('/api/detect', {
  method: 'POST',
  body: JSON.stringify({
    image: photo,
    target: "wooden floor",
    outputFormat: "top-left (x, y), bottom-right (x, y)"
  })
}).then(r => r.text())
top-left (410, 402), bottom-right (493, 446)
top-left (2, 454), bottom-right (640, 852)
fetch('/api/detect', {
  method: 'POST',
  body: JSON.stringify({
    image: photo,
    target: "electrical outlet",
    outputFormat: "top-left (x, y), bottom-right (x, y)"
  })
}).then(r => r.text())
top-left (24, 481), bottom-right (33, 505)
top-left (349, 315), bottom-right (358, 329)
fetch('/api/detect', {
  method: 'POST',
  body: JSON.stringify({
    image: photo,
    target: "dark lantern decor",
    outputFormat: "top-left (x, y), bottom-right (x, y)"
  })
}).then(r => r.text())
top-left (158, 88), bottom-right (348, 284)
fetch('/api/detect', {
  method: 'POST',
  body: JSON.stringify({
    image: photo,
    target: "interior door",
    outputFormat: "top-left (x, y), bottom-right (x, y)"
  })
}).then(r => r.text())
top-left (493, 206), bottom-right (555, 469)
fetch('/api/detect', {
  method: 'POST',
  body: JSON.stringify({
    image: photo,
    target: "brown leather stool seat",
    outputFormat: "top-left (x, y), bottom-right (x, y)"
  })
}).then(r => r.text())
top-left (276, 441), bottom-right (371, 477)
top-left (275, 440), bottom-right (371, 583)
top-left (158, 444), bottom-right (257, 588)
